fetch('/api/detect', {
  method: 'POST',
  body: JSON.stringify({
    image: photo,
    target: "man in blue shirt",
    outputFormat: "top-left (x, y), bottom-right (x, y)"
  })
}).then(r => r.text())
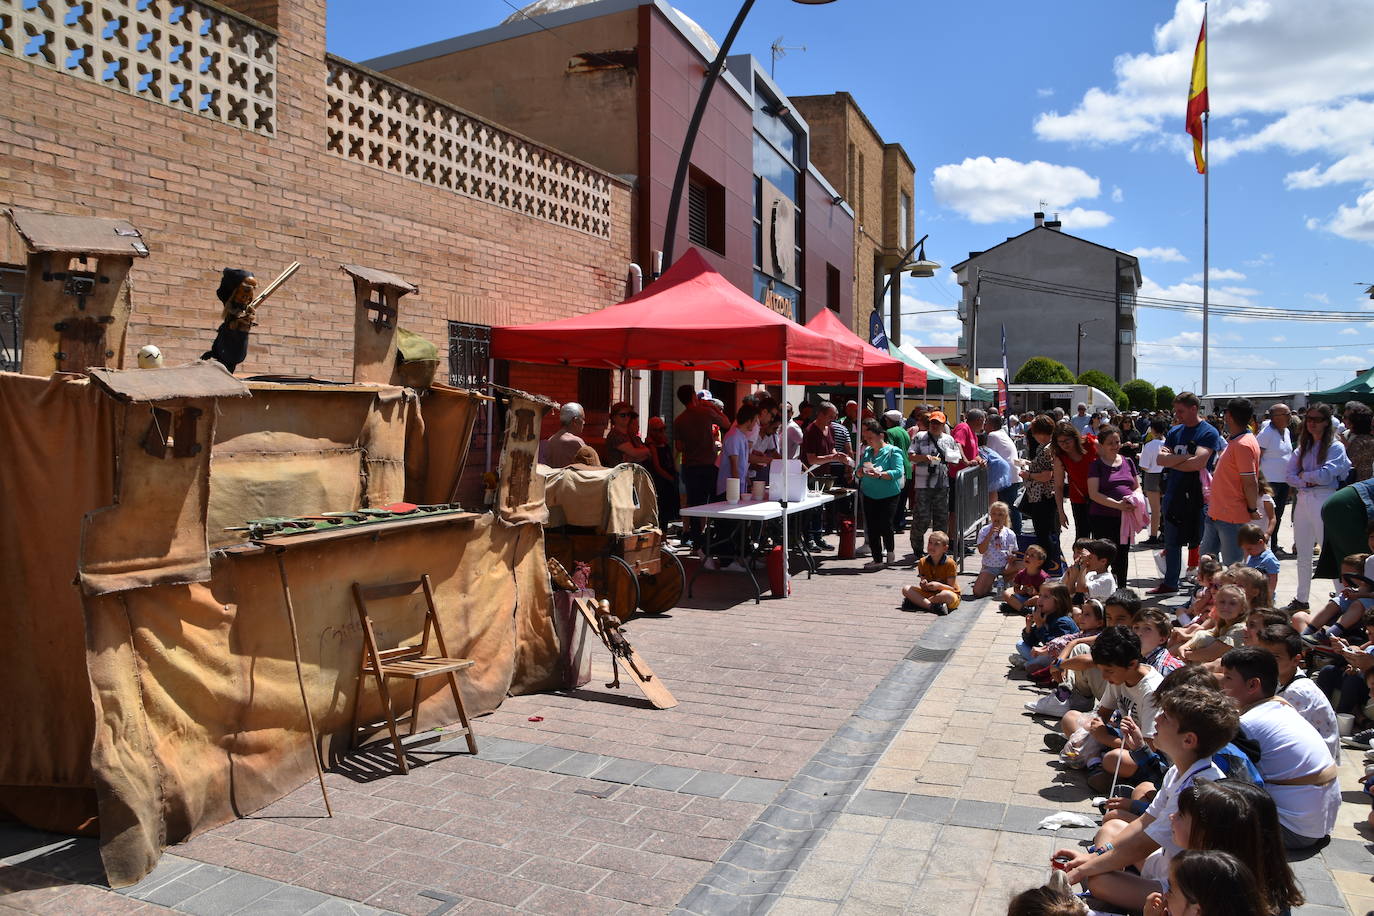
top-left (1149, 392), bottom-right (1222, 595)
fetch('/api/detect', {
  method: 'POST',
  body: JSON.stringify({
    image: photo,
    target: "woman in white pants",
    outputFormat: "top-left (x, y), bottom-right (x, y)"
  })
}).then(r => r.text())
top-left (1285, 403), bottom-right (1351, 611)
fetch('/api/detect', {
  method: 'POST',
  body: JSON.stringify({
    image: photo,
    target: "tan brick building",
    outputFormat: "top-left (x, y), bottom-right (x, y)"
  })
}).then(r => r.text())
top-left (790, 93), bottom-right (915, 343)
top-left (0, 0), bottom-right (631, 412)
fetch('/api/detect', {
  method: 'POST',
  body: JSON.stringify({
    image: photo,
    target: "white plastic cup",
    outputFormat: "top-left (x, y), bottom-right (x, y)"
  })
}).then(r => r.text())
top-left (1337, 713), bottom-right (1356, 737)
top-left (752, 480), bottom-right (766, 501)
top-left (726, 477), bottom-right (741, 504)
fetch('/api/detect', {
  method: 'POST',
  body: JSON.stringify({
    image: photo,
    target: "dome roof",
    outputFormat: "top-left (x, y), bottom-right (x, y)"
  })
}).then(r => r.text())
top-left (502, 0), bottom-right (719, 55)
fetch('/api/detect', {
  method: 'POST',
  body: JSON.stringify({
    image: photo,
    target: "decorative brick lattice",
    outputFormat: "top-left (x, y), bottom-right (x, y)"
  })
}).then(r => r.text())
top-left (326, 57), bottom-right (613, 239)
top-left (1, 0), bottom-right (276, 135)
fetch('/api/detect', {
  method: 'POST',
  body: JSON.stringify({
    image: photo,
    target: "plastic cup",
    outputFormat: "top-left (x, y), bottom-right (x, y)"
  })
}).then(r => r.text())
top-left (725, 478), bottom-right (741, 504)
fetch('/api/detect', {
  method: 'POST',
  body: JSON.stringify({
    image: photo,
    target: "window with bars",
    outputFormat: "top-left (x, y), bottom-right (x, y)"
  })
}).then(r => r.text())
top-left (0, 267), bottom-right (23, 374)
top-left (447, 321), bottom-right (490, 389)
top-left (687, 171), bottom-right (725, 254)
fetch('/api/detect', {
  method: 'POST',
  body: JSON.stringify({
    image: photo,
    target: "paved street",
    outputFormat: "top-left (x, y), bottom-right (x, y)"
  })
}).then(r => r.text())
top-left (2, 531), bottom-right (1371, 914)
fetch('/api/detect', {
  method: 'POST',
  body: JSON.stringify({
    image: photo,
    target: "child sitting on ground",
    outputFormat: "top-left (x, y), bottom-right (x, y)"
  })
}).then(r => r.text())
top-left (1062, 539), bottom-right (1117, 604)
top-left (1026, 598), bottom-right (1103, 681)
top-left (1002, 544), bottom-right (1048, 613)
top-left (1056, 625), bottom-right (1165, 792)
top-left (1146, 850), bottom-right (1270, 916)
top-left (1023, 590), bottom-right (1140, 718)
top-left (1133, 607), bottom-right (1185, 675)
top-left (1238, 523), bottom-right (1280, 602)
top-left (1223, 562), bottom-right (1270, 612)
top-left (1011, 583), bottom-right (1077, 667)
top-left (973, 501), bottom-right (1019, 597)
top-left (1176, 556), bottom-right (1221, 627)
top-left (1179, 584), bottom-right (1249, 664)
top-left (1054, 683), bottom-right (1237, 912)
top-left (901, 530), bottom-right (960, 615)
top-left (1242, 606), bottom-right (1290, 646)
top-left (1255, 622), bottom-right (1342, 761)
top-left (1293, 552), bottom-right (1372, 643)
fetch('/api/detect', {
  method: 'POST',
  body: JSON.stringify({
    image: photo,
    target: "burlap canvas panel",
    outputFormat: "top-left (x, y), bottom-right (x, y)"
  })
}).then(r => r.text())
top-left (496, 395), bottom-right (548, 525)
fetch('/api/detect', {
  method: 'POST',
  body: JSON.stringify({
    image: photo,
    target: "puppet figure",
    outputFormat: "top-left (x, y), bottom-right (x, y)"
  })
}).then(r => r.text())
top-left (203, 268), bottom-right (258, 372)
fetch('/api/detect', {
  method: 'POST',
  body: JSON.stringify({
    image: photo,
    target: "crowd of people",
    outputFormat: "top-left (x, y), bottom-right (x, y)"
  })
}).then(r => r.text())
top-left (540, 386), bottom-right (1374, 915)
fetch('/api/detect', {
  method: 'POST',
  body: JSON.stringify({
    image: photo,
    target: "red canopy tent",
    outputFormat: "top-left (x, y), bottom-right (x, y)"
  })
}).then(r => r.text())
top-left (712, 307), bottom-right (925, 387)
top-left (492, 248), bottom-right (867, 597)
top-left (490, 249), bottom-right (863, 375)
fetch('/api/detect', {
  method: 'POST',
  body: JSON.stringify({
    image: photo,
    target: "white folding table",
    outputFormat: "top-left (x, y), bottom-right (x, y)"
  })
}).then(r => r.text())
top-left (680, 492), bottom-right (835, 602)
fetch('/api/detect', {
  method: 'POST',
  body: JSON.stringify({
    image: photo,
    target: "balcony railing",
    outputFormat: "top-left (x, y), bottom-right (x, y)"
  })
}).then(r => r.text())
top-left (1, 0), bottom-right (277, 135)
top-left (325, 56), bottom-right (613, 239)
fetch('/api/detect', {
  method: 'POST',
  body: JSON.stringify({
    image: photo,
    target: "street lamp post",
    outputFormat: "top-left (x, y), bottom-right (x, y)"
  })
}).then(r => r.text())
top-left (1076, 317), bottom-right (1102, 377)
top-left (660, 0), bottom-right (837, 269)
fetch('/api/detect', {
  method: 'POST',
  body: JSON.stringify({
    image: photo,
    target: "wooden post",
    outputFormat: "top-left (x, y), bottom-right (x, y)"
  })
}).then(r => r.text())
top-left (273, 550), bottom-right (333, 817)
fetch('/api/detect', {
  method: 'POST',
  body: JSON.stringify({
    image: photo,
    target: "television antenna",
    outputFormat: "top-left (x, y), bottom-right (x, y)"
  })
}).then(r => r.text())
top-left (770, 36), bottom-right (807, 77)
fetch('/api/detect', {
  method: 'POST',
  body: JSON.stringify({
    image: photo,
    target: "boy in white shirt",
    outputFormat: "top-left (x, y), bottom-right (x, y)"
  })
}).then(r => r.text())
top-left (1219, 647), bottom-right (1341, 848)
top-left (1054, 683), bottom-right (1237, 911)
top-left (1254, 624), bottom-right (1341, 762)
top-left (1063, 539), bottom-right (1117, 603)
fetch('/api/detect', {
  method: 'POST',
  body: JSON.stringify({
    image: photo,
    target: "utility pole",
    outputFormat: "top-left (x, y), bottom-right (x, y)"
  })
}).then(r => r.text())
top-left (1076, 317), bottom-right (1101, 376)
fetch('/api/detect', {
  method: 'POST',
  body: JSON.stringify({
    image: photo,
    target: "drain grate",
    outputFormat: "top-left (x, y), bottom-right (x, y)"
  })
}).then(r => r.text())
top-left (905, 644), bottom-right (954, 663)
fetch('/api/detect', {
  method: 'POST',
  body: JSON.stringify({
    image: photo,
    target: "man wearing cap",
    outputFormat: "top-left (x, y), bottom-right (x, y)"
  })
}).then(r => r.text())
top-left (908, 411), bottom-right (962, 559)
top-left (675, 387), bottom-right (721, 551)
top-left (882, 409), bottom-right (913, 534)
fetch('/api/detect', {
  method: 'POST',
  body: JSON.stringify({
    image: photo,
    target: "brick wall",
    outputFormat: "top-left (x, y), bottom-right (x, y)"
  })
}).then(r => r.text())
top-left (0, 0), bottom-right (631, 382)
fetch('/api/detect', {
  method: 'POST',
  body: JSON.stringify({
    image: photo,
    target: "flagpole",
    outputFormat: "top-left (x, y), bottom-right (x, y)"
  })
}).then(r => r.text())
top-left (1201, 3), bottom-right (1210, 398)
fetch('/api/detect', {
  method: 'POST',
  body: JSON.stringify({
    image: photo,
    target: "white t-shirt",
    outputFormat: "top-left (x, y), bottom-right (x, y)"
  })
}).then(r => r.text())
top-left (1280, 675), bottom-right (1342, 763)
top-left (1139, 438), bottom-right (1165, 473)
top-left (977, 524), bottom-right (1018, 570)
top-left (1240, 698), bottom-right (1341, 841)
top-left (1098, 666), bottom-right (1164, 738)
top-left (786, 421), bottom-right (804, 460)
top-left (1259, 492), bottom-right (1276, 535)
top-left (1142, 757), bottom-right (1225, 863)
top-left (1085, 570), bottom-right (1117, 600)
top-left (1256, 420), bottom-right (1294, 482)
top-left (986, 429), bottom-right (1017, 466)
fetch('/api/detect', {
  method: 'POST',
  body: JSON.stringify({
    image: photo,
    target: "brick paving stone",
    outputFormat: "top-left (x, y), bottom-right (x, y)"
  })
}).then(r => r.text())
top-left (511, 854), bottom-right (609, 891)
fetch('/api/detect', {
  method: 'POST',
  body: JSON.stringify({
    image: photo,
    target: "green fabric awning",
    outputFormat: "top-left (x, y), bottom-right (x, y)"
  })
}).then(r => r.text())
top-left (890, 344), bottom-right (994, 401)
top-left (1309, 368), bottom-right (1374, 407)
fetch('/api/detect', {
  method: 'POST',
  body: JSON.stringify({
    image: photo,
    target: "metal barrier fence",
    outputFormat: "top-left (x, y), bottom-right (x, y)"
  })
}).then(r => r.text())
top-left (953, 465), bottom-right (989, 572)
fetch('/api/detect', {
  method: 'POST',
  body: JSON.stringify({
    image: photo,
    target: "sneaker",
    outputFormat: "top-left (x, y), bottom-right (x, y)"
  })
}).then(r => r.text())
top-left (1345, 728), bottom-right (1374, 750)
top-left (1024, 693), bottom-right (1072, 717)
top-left (930, 599), bottom-right (949, 616)
top-left (703, 557), bottom-right (720, 570)
top-left (1009, 653), bottom-right (1027, 667)
top-left (1284, 599), bottom-right (1310, 612)
top-left (1043, 732), bottom-right (1069, 752)
top-left (863, 559), bottom-right (885, 571)
top-left (999, 602), bottom-right (1017, 613)
top-left (722, 560), bottom-right (749, 573)
top-left (1053, 684), bottom-right (1073, 704)
top-left (1146, 585), bottom-right (1178, 596)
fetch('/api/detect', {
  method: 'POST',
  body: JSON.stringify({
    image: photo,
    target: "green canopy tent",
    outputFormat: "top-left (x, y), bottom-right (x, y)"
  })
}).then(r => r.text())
top-left (1309, 368), bottom-right (1374, 408)
top-left (891, 343), bottom-right (994, 402)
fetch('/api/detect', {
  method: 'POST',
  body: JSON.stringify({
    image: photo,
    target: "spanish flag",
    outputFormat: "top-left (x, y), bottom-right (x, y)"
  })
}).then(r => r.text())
top-left (1186, 16), bottom-right (1208, 174)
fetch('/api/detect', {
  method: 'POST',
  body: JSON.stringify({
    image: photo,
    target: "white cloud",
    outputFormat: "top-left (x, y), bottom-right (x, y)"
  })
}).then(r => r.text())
top-left (1322, 188), bottom-right (1374, 242)
top-left (1306, 292), bottom-right (1331, 304)
top-left (1339, 327), bottom-right (1359, 335)
top-left (1139, 276), bottom-right (1255, 306)
top-left (1033, 1), bottom-right (1374, 246)
top-left (1037, 87), bottom-right (1055, 98)
top-left (1183, 268), bottom-right (1247, 282)
top-left (897, 291), bottom-right (962, 350)
top-left (1321, 354), bottom-right (1368, 367)
top-left (930, 156), bottom-right (1111, 225)
top-left (1129, 246), bottom-right (1188, 263)
top-left (1245, 253), bottom-right (1275, 268)
top-left (1111, 186), bottom-right (1124, 203)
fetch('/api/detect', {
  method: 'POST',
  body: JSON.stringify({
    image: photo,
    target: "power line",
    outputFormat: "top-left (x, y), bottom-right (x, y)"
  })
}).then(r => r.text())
top-left (979, 271), bottom-right (1374, 322)
top-left (1138, 359), bottom-right (1366, 371)
top-left (1138, 340), bottom-right (1374, 350)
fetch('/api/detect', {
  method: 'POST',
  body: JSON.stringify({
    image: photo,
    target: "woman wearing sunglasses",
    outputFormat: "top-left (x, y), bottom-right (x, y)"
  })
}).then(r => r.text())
top-left (1285, 403), bottom-right (1351, 610)
top-left (606, 401), bottom-right (651, 465)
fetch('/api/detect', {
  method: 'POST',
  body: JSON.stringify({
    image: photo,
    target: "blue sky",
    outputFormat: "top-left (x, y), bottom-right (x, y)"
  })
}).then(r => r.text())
top-left (328, 0), bottom-right (1374, 396)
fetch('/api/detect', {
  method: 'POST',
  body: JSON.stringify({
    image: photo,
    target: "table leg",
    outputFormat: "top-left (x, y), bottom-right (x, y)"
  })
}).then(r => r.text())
top-left (685, 518), bottom-right (712, 598)
top-left (741, 519), bottom-right (762, 603)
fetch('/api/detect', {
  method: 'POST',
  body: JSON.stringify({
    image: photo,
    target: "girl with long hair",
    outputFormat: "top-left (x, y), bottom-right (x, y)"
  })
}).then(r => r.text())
top-left (1285, 404), bottom-right (1351, 611)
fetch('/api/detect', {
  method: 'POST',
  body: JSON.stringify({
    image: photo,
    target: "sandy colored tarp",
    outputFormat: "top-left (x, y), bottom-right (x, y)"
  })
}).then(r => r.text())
top-left (497, 394), bottom-right (549, 526)
top-left (541, 462), bottom-right (658, 534)
top-left (0, 372), bottom-right (558, 887)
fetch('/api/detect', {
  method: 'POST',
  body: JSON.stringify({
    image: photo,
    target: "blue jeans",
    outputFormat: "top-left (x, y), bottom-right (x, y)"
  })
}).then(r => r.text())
top-left (1161, 516), bottom-right (1185, 590)
top-left (1016, 640), bottom-right (1036, 661)
top-left (1202, 517), bottom-right (1246, 565)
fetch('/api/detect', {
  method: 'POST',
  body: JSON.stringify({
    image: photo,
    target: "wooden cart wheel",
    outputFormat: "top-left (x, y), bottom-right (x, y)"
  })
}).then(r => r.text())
top-left (636, 545), bottom-right (685, 615)
top-left (591, 554), bottom-right (640, 623)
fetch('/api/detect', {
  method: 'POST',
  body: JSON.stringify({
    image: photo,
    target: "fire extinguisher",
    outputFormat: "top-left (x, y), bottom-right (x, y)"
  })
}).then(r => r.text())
top-left (768, 545), bottom-right (789, 597)
top-left (838, 518), bottom-right (856, 560)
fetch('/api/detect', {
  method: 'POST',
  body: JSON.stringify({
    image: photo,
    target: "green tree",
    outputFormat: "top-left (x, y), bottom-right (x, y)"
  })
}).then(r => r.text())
top-left (1014, 357), bottom-right (1075, 384)
top-left (1155, 385), bottom-right (1176, 411)
top-left (1115, 392), bottom-right (1130, 411)
top-left (1077, 369), bottom-right (1125, 406)
top-left (1122, 378), bottom-right (1156, 411)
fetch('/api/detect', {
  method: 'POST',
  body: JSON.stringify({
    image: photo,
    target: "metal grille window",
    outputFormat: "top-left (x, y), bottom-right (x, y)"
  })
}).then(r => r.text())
top-left (447, 321), bottom-right (491, 389)
top-left (687, 171), bottom-right (725, 254)
top-left (0, 268), bottom-right (23, 374)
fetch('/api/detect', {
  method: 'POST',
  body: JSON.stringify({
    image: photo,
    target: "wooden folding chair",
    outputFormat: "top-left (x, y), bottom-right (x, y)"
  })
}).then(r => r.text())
top-left (350, 574), bottom-right (478, 774)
